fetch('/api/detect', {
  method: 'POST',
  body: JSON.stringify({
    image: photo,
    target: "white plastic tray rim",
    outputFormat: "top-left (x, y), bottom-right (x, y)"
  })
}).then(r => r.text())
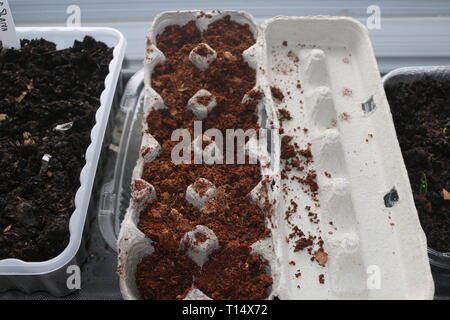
top-left (0, 27), bottom-right (126, 275)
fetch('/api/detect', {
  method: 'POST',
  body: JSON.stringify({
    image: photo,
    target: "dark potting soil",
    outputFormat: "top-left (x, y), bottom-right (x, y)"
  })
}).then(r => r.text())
top-left (136, 16), bottom-right (273, 299)
top-left (0, 37), bottom-right (113, 261)
top-left (385, 76), bottom-right (450, 252)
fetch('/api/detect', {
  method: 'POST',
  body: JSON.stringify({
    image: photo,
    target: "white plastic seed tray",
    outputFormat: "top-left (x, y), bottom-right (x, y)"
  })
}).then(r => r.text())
top-left (117, 10), bottom-right (434, 300)
top-left (383, 66), bottom-right (450, 272)
top-left (0, 27), bottom-right (126, 296)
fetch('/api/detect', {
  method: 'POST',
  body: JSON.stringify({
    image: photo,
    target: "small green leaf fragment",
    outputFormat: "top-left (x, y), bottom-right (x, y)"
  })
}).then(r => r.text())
top-left (419, 172), bottom-right (428, 195)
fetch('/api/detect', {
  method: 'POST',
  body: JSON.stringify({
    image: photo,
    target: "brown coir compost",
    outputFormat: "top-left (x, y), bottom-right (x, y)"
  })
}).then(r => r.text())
top-left (194, 242), bottom-right (273, 300)
top-left (0, 37), bottom-right (112, 261)
top-left (386, 77), bottom-right (450, 252)
top-left (136, 16), bottom-right (273, 299)
top-left (136, 249), bottom-right (199, 300)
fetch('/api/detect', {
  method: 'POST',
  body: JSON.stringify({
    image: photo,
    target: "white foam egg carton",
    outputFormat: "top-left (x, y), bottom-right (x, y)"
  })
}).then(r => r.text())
top-left (118, 10), bottom-right (277, 300)
top-left (260, 16), bottom-right (433, 299)
top-left (117, 11), bottom-right (434, 300)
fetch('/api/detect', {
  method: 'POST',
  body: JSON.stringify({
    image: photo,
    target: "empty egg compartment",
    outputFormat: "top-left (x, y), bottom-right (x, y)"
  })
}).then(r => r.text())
top-left (261, 16), bottom-right (433, 299)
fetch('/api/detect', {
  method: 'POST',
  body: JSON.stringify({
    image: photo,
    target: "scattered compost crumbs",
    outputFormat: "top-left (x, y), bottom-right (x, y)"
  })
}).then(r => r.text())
top-left (0, 37), bottom-right (112, 261)
top-left (386, 76), bottom-right (450, 252)
top-left (277, 83), bottom-right (329, 285)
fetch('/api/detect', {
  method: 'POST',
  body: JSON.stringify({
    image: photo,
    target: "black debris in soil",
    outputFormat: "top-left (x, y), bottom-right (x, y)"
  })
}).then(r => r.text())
top-left (0, 37), bottom-right (112, 261)
top-left (386, 76), bottom-right (450, 252)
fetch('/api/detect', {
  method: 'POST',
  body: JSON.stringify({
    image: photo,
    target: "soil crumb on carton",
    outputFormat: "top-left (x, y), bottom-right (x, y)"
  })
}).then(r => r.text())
top-left (271, 86), bottom-right (284, 102)
top-left (281, 135), bottom-right (297, 159)
top-left (319, 274), bottom-right (325, 284)
top-left (278, 108), bottom-right (292, 124)
top-left (194, 232), bottom-right (208, 244)
top-left (196, 94), bottom-right (213, 106)
top-left (193, 43), bottom-right (214, 57)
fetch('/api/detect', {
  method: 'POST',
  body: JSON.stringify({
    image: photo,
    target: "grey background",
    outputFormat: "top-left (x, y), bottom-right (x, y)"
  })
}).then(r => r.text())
top-left (9, 0), bottom-right (450, 72)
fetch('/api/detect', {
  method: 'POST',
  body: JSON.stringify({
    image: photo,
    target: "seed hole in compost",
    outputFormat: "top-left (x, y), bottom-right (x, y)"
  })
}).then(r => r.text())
top-left (384, 187), bottom-right (399, 208)
top-left (362, 96), bottom-right (376, 114)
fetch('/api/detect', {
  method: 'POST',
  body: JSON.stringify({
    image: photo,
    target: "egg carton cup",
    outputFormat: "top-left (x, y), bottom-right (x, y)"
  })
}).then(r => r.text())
top-left (118, 10), bottom-right (279, 300)
top-left (118, 11), bottom-right (433, 300)
top-left (0, 27), bottom-right (126, 296)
